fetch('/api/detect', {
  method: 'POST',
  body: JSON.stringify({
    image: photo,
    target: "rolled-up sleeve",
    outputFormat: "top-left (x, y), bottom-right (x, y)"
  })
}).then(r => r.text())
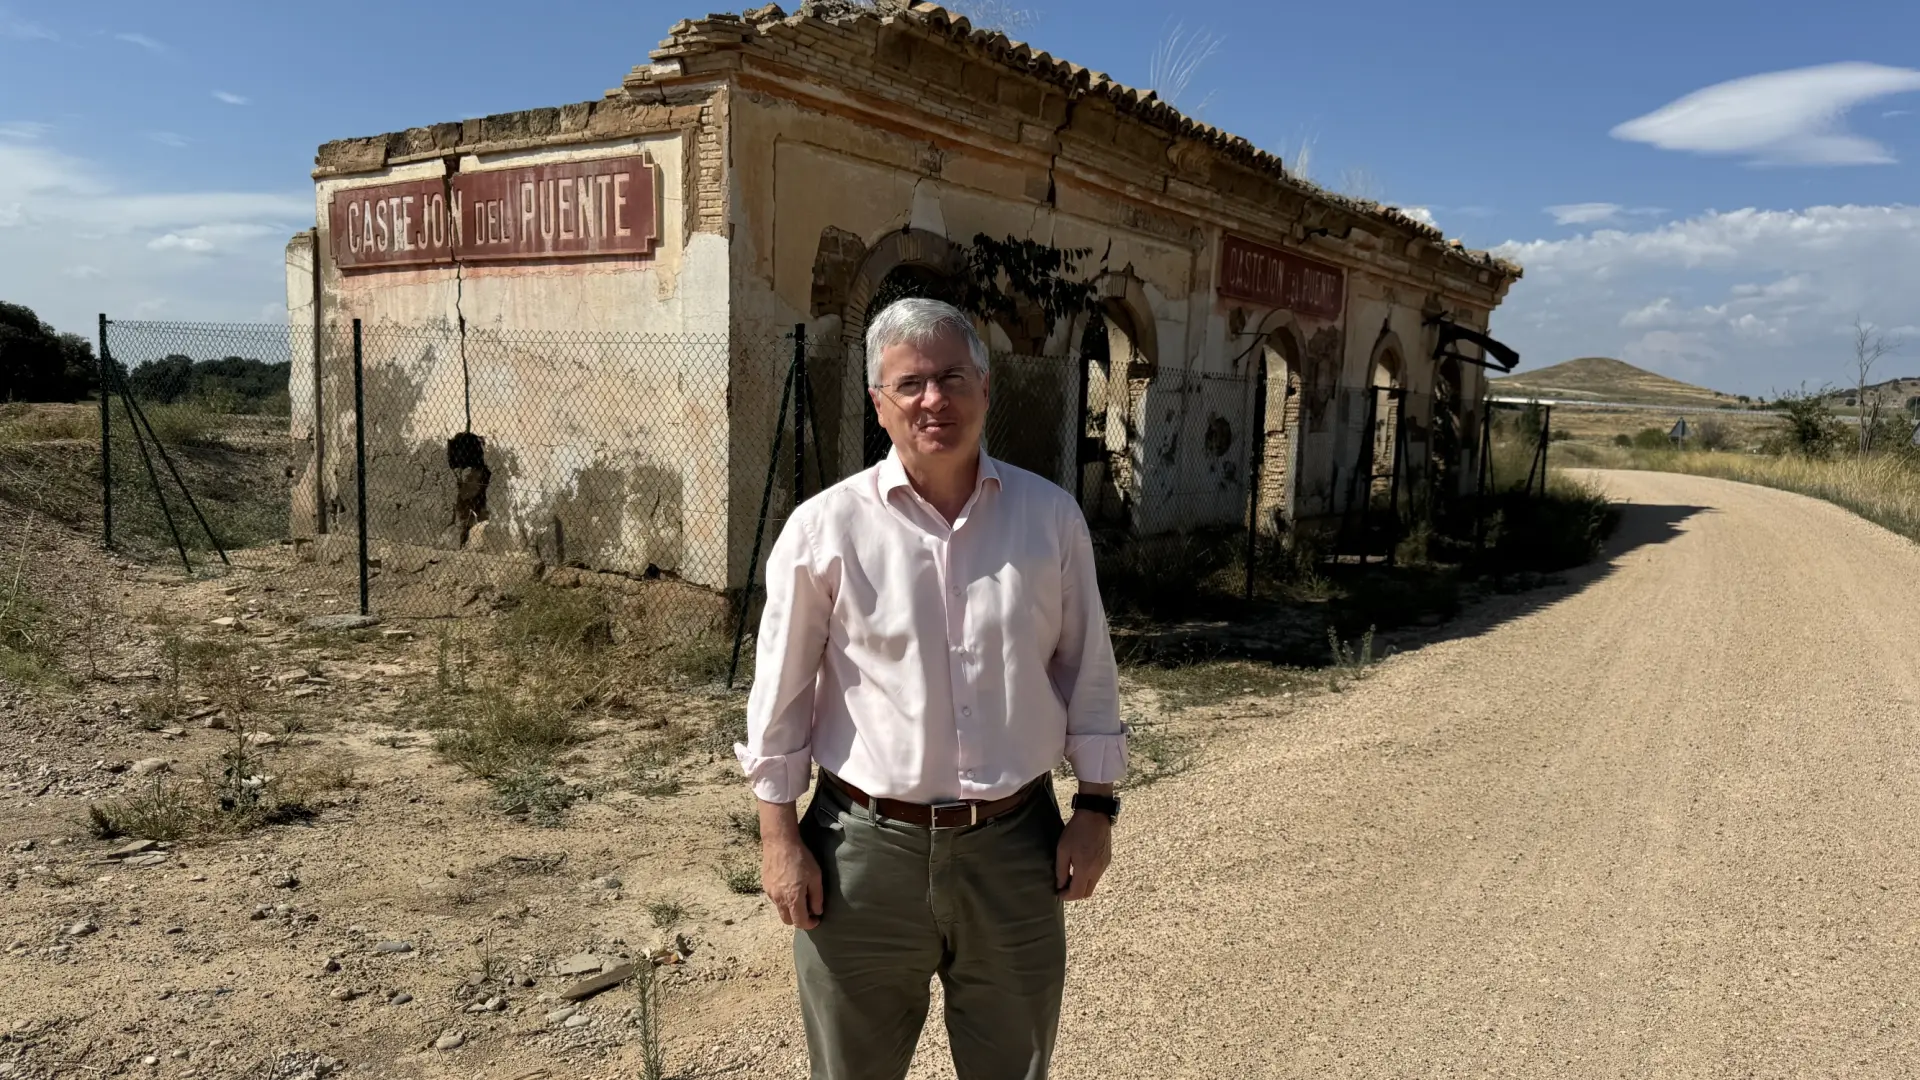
top-left (735, 509), bottom-right (831, 803)
top-left (1050, 507), bottom-right (1126, 784)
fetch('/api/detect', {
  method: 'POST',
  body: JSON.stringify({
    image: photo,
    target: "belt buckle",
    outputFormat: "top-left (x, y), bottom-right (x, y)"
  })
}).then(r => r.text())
top-left (928, 800), bottom-right (978, 829)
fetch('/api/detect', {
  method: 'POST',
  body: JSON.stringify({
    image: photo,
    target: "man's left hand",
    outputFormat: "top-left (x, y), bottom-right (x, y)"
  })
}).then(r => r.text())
top-left (1054, 811), bottom-right (1112, 901)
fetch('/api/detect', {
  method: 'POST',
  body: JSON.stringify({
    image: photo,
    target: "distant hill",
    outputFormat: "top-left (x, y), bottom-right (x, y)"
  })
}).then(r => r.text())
top-left (1823, 376), bottom-right (1920, 408)
top-left (1491, 357), bottom-right (1745, 408)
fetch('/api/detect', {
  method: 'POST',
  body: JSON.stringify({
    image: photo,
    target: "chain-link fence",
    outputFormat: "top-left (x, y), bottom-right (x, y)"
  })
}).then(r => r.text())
top-left (96, 317), bottom-right (1519, 654)
top-left (98, 321), bottom-right (304, 581)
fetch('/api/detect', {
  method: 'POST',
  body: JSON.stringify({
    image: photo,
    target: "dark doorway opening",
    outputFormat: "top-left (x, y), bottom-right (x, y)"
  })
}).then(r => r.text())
top-left (861, 265), bottom-right (959, 468)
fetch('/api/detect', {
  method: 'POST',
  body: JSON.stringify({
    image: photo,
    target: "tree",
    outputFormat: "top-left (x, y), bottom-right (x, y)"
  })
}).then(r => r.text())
top-left (0, 301), bottom-right (95, 402)
top-left (1850, 317), bottom-right (1900, 454)
top-left (1773, 384), bottom-right (1845, 458)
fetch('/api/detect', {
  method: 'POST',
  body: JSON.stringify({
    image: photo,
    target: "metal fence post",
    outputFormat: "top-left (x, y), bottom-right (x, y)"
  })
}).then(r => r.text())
top-left (727, 351), bottom-right (799, 690)
top-left (1243, 356), bottom-right (1265, 601)
top-left (1538, 405), bottom-right (1553, 497)
top-left (352, 320), bottom-right (369, 617)
top-left (98, 314), bottom-right (112, 550)
top-left (1074, 351), bottom-right (1089, 504)
top-left (793, 324), bottom-right (807, 505)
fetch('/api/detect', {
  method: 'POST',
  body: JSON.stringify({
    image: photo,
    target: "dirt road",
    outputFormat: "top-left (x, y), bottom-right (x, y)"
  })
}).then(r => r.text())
top-left (1040, 469), bottom-right (1920, 1077)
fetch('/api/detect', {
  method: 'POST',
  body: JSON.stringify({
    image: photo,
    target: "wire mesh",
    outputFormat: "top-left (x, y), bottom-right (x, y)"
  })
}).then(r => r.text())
top-left (99, 321), bottom-right (315, 584)
top-left (94, 318), bottom-right (1499, 656)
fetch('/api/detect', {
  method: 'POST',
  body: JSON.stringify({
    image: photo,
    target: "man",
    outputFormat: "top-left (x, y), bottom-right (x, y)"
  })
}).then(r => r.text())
top-left (736, 297), bottom-right (1126, 1080)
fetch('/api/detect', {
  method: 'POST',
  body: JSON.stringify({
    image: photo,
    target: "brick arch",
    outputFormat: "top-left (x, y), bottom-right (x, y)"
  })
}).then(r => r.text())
top-left (1093, 272), bottom-right (1157, 368)
top-left (840, 227), bottom-right (965, 348)
top-left (1255, 323), bottom-right (1306, 529)
top-left (1370, 331), bottom-right (1407, 388)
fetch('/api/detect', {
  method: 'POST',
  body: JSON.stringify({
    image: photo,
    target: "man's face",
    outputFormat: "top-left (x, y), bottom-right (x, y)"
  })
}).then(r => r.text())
top-left (869, 332), bottom-right (990, 464)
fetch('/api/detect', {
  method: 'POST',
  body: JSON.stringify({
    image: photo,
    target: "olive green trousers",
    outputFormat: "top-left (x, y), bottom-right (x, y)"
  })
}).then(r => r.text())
top-left (794, 776), bottom-right (1068, 1080)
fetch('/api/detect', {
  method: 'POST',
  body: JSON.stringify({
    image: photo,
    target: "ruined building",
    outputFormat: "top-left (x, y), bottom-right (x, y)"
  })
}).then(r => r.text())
top-left (286, 2), bottom-right (1523, 592)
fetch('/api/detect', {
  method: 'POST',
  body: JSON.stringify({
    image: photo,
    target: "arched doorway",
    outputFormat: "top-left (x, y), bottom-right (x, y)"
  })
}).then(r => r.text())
top-left (1369, 347), bottom-right (1405, 496)
top-left (841, 229), bottom-right (966, 470)
top-left (1255, 328), bottom-right (1303, 530)
top-left (1077, 301), bottom-right (1152, 529)
top-left (859, 264), bottom-right (961, 466)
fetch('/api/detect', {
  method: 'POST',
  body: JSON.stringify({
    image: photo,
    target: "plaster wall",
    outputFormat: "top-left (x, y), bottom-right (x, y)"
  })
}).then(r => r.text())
top-left (727, 88), bottom-right (1263, 536)
top-left (303, 130), bottom-right (737, 588)
top-left (285, 230), bottom-right (322, 539)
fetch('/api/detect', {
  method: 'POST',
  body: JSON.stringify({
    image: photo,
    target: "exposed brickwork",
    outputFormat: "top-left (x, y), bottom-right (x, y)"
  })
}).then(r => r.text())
top-left (313, 86), bottom-right (722, 176)
top-left (694, 91), bottom-right (728, 235)
top-left (1256, 372), bottom-right (1300, 529)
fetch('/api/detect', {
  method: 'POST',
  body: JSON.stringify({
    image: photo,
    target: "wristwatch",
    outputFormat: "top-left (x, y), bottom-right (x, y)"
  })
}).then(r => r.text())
top-left (1070, 792), bottom-right (1121, 823)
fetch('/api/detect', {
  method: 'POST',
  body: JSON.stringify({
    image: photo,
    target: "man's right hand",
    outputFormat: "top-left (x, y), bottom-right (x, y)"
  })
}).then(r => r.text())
top-left (759, 800), bottom-right (824, 929)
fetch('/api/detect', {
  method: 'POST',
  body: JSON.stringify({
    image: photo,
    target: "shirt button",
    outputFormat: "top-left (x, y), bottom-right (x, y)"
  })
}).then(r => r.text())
top-left (950, 586), bottom-right (961, 596)
top-left (961, 706), bottom-right (972, 717)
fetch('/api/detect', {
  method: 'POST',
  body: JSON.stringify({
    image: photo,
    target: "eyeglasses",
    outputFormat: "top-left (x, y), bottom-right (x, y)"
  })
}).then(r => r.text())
top-left (871, 367), bottom-right (977, 402)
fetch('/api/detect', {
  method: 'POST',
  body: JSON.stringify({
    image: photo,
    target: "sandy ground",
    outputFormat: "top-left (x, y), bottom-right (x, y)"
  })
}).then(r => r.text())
top-left (5, 468), bottom-right (1919, 1078)
top-left (1039, 469), bottom-right (1920, 1078)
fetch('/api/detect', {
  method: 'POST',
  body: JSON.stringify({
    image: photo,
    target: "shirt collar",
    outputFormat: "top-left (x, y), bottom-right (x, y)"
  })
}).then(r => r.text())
top-left (877, 446), bottom-right (1001, 501)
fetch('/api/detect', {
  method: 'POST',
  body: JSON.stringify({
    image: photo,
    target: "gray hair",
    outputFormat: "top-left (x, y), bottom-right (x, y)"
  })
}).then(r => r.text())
top-left (864, 297), bottom-right (989, 386)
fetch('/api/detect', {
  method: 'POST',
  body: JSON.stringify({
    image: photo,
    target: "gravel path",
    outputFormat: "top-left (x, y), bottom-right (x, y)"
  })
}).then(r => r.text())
top-left (1046, 470), bottom-right (1920, 1077)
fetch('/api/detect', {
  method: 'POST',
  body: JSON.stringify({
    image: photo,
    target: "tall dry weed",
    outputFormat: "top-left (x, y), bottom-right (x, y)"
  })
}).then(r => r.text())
top-left (1629, 451), bottom-right (1920, 544)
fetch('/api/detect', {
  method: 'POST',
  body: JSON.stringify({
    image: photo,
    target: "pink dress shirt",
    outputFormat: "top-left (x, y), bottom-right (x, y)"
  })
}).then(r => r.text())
top-left (735, 449), bottom-right (1126, 805)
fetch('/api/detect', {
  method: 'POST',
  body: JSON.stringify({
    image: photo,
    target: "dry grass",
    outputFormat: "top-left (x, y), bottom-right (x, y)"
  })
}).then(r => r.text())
top-left (0, 509), bottom-right (63, 686)
top-left (84, 740), bottom-right (357, 842)
top-left (646, 897), bottom-right (690, 929)
top-left (0, 403), bottom-right (95, 444)
top-left (432, 688), bottom-right (579, 779)
top-left (719, 859), bottom-right (761, 895)
top-left (1121, 659), bottom-right (1313, 712)
top-left (1621, 450), bottom-right (1920, 544)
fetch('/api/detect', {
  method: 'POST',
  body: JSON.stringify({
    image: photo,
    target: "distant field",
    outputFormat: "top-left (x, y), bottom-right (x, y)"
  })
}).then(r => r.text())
top-left (1543, 406), bottom-right (1781, 452)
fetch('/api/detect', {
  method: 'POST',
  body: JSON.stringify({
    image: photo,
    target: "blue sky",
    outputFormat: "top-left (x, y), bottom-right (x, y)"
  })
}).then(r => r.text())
top-left (3, 0), bottom-right (1919, 395)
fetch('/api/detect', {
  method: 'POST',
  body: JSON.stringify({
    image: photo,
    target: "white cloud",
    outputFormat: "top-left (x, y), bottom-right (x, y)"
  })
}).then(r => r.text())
top-left (1492, 204), bottom-right (1920, 394)
top-left (115, 31), bottom-right (167, 52)
top-left (0, 9), bottom-right (55, 40)
top-left (0, 121), bottom-right (50, 140)
top-left (1886, 109), bottom-right (1912, 118)
top-left (1612, 62), bottom-right (1920, 166)
top-left (213, 91), bottom-right (248, 106)
top-left (1398, 206), bottom-right (1437, 227)
top-left (0, 141), bottom-right (308, 336)
top-left (148, 234), bottom-right (215, 253)
top-left (147, 132), bottom-right (188, 148)
top-left (1548, 202), bottom-right (1622, 225)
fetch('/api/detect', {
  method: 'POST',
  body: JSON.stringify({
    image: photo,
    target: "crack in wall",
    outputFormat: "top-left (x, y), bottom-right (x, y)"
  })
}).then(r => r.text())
top-left (440, 161), bottom-right (473, 434)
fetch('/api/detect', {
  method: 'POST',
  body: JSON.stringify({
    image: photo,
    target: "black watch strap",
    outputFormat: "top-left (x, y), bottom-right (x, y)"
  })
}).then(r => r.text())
top-left (1071, 792), bottom-right (1121, 821)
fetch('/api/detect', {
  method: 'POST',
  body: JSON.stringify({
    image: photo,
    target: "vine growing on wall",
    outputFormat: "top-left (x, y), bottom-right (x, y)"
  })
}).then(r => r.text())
top-left (957, 234), bottom-right (1102, 343)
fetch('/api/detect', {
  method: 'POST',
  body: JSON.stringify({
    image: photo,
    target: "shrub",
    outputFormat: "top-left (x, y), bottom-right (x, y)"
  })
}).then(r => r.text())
top-left (1775, 389), bottom-right (1845, 458)
top-left (1630, 428), bottom-right (1670, 451)
top-left (1473, 476), bottom-right (1618, 574)
top-left (1693, 417), bottom-right (1732, 452)
top-left (490, 767), bottom-right (580, 827)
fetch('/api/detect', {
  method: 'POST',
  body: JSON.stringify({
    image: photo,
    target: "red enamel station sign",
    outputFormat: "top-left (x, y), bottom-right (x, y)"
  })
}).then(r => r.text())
top-left (328, 154), bottom-right (660, 270)
top-left (1218, 234), bottom-right (1345, 320)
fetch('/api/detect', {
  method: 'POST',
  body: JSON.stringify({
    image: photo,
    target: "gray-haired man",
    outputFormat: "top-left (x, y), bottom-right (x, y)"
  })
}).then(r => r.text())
top-left (736, 298), bottom-right (1127, 1079)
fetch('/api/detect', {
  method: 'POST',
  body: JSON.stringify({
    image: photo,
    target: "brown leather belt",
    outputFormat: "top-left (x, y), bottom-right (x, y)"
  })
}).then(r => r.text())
top-left (820, 770), bottom-right (1042, 829)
